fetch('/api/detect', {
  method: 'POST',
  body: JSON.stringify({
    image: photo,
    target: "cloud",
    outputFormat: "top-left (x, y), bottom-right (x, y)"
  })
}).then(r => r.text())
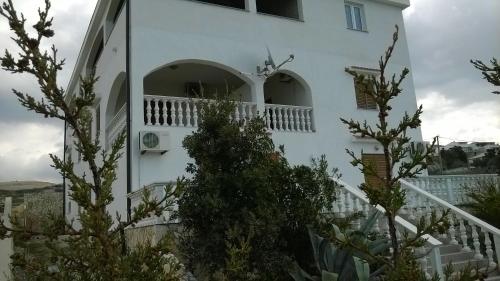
top-left (418, 92), bottom-right (500, 144)
top-left (0, 122), bottom-right (64, 183)
top-left (404, 0), bottom-right (500, 145)
top-left (0, 0), bottom-right (97, 182)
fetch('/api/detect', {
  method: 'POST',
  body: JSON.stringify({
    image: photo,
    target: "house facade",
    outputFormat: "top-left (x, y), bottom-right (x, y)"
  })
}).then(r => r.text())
top-left (64, 0), bottom-right (420, 222)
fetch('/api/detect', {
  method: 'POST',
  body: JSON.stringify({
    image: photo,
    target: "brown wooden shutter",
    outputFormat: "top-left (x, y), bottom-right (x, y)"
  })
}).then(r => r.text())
top-left (354, 78), bottom-right (376, 109)
top-left (362, 154), bottom-right (387, 188)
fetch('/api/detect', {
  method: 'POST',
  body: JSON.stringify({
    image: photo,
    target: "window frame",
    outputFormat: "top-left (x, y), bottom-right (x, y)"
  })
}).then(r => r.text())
top-left (344, 2), bottom-right (367, 32)
top-left (348, 66), bottom-right (379, 110)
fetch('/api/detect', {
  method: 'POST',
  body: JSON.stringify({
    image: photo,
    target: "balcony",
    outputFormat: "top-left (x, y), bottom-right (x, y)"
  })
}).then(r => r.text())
top-left (144, 95), bottom-right (257, 127)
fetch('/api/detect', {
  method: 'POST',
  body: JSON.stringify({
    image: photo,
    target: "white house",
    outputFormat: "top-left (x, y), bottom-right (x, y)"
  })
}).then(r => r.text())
top-left (64, 0), bottom-right (421, 222)
top-left (64, 1), bottom-right (500, 278)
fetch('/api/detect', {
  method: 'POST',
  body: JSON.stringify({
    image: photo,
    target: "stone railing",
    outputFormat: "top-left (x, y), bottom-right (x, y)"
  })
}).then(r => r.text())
top-left (264, 104), bottom-right (314, 133)
top-left (400, 179), bottom-right (500, 272)
top-left (144, 95), bottom-right (257, 128)
top-left (105, 104), bottom-right (127, 149)
top-left (405, 174), bottom-right (499, 205)
top-left (128, 182), bottom-right (178, 227)
top-left (332, 178), bottom-right (444, 278)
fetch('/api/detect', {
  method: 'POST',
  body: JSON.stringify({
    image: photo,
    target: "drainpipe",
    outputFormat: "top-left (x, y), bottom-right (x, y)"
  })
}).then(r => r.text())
top-left (62, 119), bottom-right (67, 219)
top-left (126, 0), bottom-right (132, 222)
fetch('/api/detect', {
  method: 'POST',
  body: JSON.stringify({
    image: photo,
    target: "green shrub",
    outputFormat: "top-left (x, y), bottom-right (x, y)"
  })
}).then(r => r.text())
top-left (464, 180), bottom-right (500, 228)
top-left (176, 99), bottom-right (339, 280)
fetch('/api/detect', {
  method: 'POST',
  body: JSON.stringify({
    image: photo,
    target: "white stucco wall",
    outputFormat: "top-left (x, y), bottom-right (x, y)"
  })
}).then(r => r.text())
top-left (128, 0), bottom-right (422, 190)
top-left (66, 0), bottom-right (422, 221)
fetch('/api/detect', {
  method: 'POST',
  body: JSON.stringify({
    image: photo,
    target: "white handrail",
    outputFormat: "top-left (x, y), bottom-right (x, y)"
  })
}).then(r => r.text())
top-left (401, 178), bottom-right (500, 271)
top-left (106, 104), bottom-right (126, 132)
top-left (333, 178), bottom-right (442, 246)
top-left (400, 179), bottom-right (500, 236)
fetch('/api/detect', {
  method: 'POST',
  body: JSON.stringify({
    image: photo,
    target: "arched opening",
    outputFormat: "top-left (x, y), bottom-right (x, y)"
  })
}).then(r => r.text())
top-left (106, 72), bottom-right (127, 147)
top-left (263, 71), bottom-right (314, 132)
top-left (105, 0), bottom-right (126, 39)
top-left (86, 28), bottom-right (104, 77)
top-left (143, 61), bottom-right (254, 127)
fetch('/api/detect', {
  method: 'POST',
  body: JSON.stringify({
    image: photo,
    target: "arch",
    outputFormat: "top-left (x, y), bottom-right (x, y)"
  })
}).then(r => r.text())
top-left (86, 28), bottom-right (104, 76)
top-left (264, 69), bottom-right (312, 107)
top-left (105, 0), bottom-right (126, 39)
top-left (106, 72), bottom-right (127, 125)
top-left (143, 59), bottom-right (254, 101)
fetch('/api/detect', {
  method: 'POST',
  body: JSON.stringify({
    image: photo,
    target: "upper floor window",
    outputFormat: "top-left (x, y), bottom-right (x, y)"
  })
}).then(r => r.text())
top-left (86, 29), bottom-right (104, 77)
top-left (354, 77), bottom-right (376, 109)
top-left (256, 0), bottom-right (302, 20)
top-left (345, 2), bottom-right (366, 31)
top-left (348, 66), bottom-right (378, 110)
top-left (193, 0), bottom-right (246, 9)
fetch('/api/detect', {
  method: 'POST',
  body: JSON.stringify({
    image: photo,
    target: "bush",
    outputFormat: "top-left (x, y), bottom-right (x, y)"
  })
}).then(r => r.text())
top-left (464, 180), bottom-right (500, 228)
top-left (176, 99), bottom-right (339, 280)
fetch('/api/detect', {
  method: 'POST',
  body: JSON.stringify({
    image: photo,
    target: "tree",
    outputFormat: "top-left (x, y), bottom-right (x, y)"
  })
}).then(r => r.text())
top-left (176, 98), bottom-right (339, 280)
top-left (440, 146), bottom-right (468, 170)
top-left (0, 1), bottom-right (182, 279)
top-left (340, 26), bottom-right (448, 278)
top-left (471, 58), bottom-right (500, 95)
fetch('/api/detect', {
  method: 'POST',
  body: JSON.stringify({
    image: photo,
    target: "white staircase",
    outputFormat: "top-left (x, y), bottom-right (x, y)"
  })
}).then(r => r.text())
top-left (334, 175), bottom-right (500, 280)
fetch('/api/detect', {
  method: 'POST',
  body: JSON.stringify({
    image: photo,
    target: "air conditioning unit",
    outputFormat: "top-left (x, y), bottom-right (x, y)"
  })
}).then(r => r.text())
top-left (140, 131), bottom-right (170, 155)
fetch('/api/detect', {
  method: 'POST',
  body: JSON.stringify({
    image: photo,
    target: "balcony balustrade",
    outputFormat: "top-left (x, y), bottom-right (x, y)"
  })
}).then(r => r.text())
top-left (105, 104), bottom-right (126, 149)
top-left (143, 95), bottom-right (315, 133)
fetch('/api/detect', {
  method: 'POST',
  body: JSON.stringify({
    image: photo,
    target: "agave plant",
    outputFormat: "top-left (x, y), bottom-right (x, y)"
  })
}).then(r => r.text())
top-left (289, 211), bottom-right (389, 281)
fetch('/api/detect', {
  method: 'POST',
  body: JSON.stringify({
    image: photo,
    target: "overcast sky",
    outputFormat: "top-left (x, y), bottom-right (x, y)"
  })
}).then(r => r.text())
top-left (0, 0), bottom-right (498, 183)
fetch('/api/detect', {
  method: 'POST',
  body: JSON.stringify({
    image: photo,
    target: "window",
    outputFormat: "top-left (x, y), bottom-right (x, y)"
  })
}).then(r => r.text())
top-left (256, 0), bottom-right (301, 20)
top-left (354, 77), bottom-right (376, 109)
top-left (345, 2), bottom-right (366, 31)
top-left (193, 0), bottom-right (245, 9)
top-left (362, 154), bottom-right (386, 188)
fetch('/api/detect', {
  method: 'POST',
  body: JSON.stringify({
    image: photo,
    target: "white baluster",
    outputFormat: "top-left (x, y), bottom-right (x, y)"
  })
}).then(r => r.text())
top-left (448, 214), bottom-right (458, 245)
top-left (247, 104), bottom-right (254, 120)
top-left (306, 109), bottom-right (312, 132)
top-left (172, 100), bottom-right (178, 126)
top-left (459, 218), bottom-right (471, 252)
top-left (338, 189), bottom-right (346, 217)
top-left (418, 246), bottom-right (431, 279)
top-left (345, 192), bottom-right (352, 215)
top-left (186, 100), bottom-right (192, 127)
top-left (471, 225), bottom-right (483, 260)
top-left (162, 99), bottom-right (168, 127)
top-left (265, 106), bottom-right (271, 130)
top-left (277, 107), bottom-right (283, 131)
top-left (282, 108), bottom-right (289, 131)
top-left (352, 197), bottom-right (360, 229)
top-left (241, 104), bottom-right (247, 126)
top-left (234, 105), bottom-right (240, 124)
top-left (178, 101), bottom-right (185, 127)
top-left (291, 108), bottom-right (297, 132)
top-left (193, 102), bottom-right (198, 127)
top-left (146, 97), bottom-right (152, 125)
top-left (271, 107), bottom-right (277, 131)
top-left (482, 228), bottom-right (496, 268)
top-left (299, 109), bottom-right (305, 132)
top-left (153, 98), bottom-right (159, 125)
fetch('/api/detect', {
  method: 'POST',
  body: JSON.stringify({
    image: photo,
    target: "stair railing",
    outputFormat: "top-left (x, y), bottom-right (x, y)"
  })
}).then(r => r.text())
top-left (332, 178), bottom-right (444, 278)
top-left (400, 179), bottom-right (500, 272)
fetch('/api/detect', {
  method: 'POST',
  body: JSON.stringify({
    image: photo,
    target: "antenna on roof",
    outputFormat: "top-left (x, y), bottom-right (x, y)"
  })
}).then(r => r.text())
top-left (257, 45), bottom-right (294, 78)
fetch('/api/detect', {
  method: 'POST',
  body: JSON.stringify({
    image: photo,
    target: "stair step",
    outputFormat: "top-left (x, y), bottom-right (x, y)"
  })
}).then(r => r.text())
top-left (448, 258), bottom-right (490, 271)
top-left (441, 251), bottom-right (475, 264)
top-left (439, 244), bottom-right (463, 255)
